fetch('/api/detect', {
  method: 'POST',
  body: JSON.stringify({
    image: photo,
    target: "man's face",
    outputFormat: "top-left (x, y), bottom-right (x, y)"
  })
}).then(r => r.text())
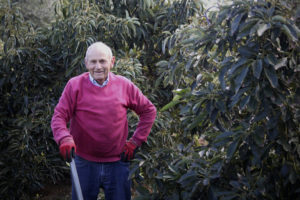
top-left (85, 47), bottom-right (115, 85)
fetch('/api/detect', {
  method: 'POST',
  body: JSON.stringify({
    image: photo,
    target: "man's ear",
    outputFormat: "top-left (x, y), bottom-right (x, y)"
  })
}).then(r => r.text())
top-left (84, 58), bottom-right (88, 69)
top-left (110, 56), bottom-right (115, 68)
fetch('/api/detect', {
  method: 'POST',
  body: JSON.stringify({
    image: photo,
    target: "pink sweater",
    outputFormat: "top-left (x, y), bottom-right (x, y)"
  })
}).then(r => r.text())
top-left (51, 72), bottom-right (156, 162)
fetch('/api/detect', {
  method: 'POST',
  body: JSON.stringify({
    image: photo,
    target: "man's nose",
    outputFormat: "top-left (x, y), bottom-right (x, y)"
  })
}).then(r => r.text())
top-left (95, 62), bottom-right (102, 68)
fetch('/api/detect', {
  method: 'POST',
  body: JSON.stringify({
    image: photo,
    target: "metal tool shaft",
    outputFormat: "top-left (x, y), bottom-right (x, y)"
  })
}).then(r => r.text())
top-left (70, 158), bottom-right (84, 200)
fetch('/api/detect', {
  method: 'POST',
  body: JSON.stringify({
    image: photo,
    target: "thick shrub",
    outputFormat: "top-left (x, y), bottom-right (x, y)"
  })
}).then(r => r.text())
top-left (147, 0), bottom-right (300, 199)
top-left (0, 0), bottom-right (199, 199)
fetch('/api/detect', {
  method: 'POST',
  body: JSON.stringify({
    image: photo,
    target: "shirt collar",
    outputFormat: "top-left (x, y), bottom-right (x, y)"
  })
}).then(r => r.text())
top-left (89, 73), bottom-right (109, 88)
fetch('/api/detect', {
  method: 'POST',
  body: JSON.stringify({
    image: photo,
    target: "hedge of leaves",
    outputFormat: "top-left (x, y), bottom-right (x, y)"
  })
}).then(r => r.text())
top-left (0, 0), bottom-right (299, 199)
top-left (0, 0), bottom-right (197, 199)
top-left (139, 0), bottom-right (299, 199)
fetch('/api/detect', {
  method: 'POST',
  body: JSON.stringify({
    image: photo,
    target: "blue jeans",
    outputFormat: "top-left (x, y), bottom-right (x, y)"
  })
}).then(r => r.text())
top-left (72, 156), bottom-right (131, 200)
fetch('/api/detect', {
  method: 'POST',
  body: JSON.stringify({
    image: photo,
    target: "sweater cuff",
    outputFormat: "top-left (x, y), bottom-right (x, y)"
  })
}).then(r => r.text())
top-left (129, 137), bottom-right (142, 147)
top-left (59, 135), bottom-right (74, 146)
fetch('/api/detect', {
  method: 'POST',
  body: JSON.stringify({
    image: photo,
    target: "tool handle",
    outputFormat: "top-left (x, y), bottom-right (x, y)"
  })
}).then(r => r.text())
top-left (70, 156), bottom-right (84, 200)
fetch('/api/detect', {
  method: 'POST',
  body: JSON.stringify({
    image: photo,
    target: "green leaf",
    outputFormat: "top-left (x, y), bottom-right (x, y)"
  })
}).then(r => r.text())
top-left (219, 63), bottom-right (231, 90)
top-left (289, 170), bottom-right (297, 184)
top-left (271, 15), bottom-right (287, 23)
top-left (162, 37), bottom-right (168, 54)
top-left (220, 194), bottom-right (239, 200)
top-left (248, 95), bottom-right (258, 112)
top-left (227, 139), bottom-right (240, 160)
top-left (128, 21), bottom-right (137, 37)
top-left (282, 24), bottom-right (298, 42)
top-left (237, 19), bottom-right (259, 39)
top-left (125, 10), bottom-right (130, 19)
top-left (215, 131), bottom-right (236, 140)
top-left (257, 23), bottom-right (271, 36)
top-left (292, 23), bottom-right (300, 37)
top-left (234, 66), bottom-right (249, 93)
top-left (229, 180), bottom-right (241, 189)
top-left (187, 112), bottom-right (206, 130)
top-left (178, 171), bottom-right (198, 184)
top-left (231, 13), bottom-right (245, 36)
top-left (249, 21), bottom-right (260, 36)
top-left (264, 66), bottom-right (278, 88)
top-left (210, 108), bottom-right (218, 123)
top-left (229, 87), bottom-right (249, 108)
top-left (135, 185), bottom-right (150, 196)
top-left (168, 164), bottom-right (178, 174)
top-left (253, 109), bottom-right (268, 122)
top-left (264, 54), bottom-right (277, 66)
top-left (238, 46), bottom-right (256, 58)
top-left (252, 59), bottom-right (263, 79)
top-left (239, 95), bottom-right (250, 110)
top-left (160, 100), bottom-right (180, 112)
top-left (277, 138), bottom-right (291, 152)
top-left (254, 126), bottom-right (265, 147)
top-left (217, 7), bottom-right (230, 24)
top-left (216, 100), bottom-right (226, 113)
top-left (173, 88), bottom-right (191, 96)
top-left (185, 58), bottom-right (193, 71)
top-left (155, 60), bottom-right (168, 67)
top-left (213, 190), bottom-right (237, 198)
top-left (274, 57), bottom-right (287, 70)
top-left (24, 96), bottom-right (28, 107)
top-left (286, 23), bottom-right (299, 41)
top-left (227, 58), bottom-right (247, 77)
top-left (128, 163), bottom-right (140, 179)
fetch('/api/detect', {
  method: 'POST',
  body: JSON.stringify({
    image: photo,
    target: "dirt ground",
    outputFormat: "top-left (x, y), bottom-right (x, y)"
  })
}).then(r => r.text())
top-left (36, 179), bottom-right (106, 200)
top-left (36, 179), bottom-right (133, 200)
top-left (37, 179), bottom-right (72, 200)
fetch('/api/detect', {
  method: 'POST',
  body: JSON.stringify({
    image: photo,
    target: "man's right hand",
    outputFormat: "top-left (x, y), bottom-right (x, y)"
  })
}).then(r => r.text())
top-left (59, 137), bottom-right (76, 162)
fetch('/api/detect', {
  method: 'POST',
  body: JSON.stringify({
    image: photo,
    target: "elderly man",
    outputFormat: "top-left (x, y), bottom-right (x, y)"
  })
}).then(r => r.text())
top-left (51, 42), bottom-right (157, 200)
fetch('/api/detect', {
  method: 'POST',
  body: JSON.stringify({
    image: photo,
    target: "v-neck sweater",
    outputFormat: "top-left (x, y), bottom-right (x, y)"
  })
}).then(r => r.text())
top-left (51, 72), bottom-right (156, 162)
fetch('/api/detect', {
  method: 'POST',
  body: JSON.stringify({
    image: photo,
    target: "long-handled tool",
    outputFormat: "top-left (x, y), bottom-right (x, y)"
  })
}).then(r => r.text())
top-left (70, 156), bottom-right (84, 200)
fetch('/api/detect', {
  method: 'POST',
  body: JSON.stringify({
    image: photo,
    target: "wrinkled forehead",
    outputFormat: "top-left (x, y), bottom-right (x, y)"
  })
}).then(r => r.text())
top-left (85, 42), bottom-right (113, 60)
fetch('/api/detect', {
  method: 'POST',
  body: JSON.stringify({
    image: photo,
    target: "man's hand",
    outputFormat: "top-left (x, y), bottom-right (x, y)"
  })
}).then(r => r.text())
top-left (121, 140), bottom-right (138, 162)
top-left (59, 137), bottom-right (76, 162)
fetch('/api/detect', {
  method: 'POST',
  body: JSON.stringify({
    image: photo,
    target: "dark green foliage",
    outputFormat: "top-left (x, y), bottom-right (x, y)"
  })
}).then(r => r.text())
top-left (0, 0), bottom-right (198, 199)
top-left (1, 0), bottom-right (299, 199)
top-left (0, 2), bottom-right (70, 199)
top-left (153, 0), bottom-right (300, 199)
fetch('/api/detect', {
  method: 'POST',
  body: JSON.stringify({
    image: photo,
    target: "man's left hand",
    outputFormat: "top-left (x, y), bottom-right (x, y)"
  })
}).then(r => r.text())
top-left (121, 140), bottom-right (138, 162)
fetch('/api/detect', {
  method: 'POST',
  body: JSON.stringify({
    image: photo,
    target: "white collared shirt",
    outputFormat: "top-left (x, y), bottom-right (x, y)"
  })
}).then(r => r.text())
top-left (89, 73), bottom-right (109, 88)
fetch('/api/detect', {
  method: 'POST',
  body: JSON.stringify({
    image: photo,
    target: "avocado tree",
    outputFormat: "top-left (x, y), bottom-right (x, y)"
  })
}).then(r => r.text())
top-left (147, 0), bottom-right (300, 199)
top-left (0, 0), bottom-right (202, 199)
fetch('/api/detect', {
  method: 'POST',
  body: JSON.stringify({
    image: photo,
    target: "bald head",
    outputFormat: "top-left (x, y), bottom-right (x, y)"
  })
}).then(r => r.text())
top-left (85, 42), bottom-right (113, 62)
top-left (84, 41), bottom-right (115, 85)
